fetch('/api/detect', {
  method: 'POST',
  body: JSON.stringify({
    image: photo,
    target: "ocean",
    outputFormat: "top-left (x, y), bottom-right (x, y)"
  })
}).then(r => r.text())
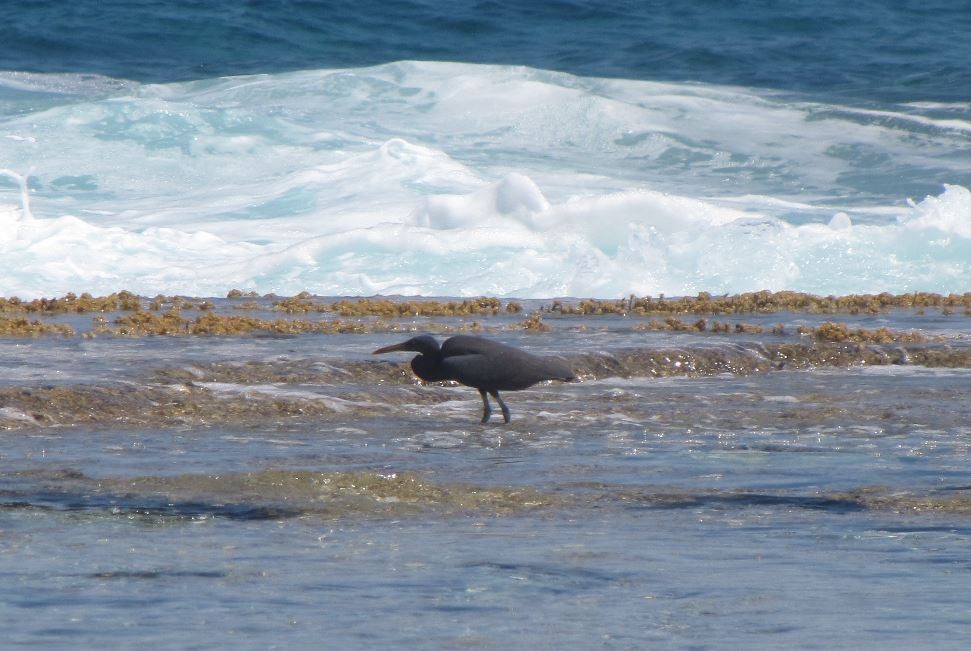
top-left (2, 0), bottom-right (970, 298)
top-left (2, 1), bottom-right (971, 648)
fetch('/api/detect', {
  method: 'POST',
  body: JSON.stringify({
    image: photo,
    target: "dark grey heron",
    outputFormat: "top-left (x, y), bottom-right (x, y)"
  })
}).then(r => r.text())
top-left (373, 334), bottom-right (575, 423)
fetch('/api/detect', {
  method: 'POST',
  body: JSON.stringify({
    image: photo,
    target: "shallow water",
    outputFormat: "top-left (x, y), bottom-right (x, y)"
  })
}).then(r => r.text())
top-left (2, 301), bottom-right (971, 647)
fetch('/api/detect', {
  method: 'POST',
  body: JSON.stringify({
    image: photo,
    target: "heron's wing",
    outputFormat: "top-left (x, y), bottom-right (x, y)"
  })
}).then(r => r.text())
top-left (440, 335), bottom-right (514, 357)
top-left (439, 353), bottom-right (507, 388)
top-left (440, 336), bottom-right (574, 390)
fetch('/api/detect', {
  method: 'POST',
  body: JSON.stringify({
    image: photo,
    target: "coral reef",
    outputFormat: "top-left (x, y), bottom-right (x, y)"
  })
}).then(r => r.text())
top-left (0, 290), bottom-right (964, 339)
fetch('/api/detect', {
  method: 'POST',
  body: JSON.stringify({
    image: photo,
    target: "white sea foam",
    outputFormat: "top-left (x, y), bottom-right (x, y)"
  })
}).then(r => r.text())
top-left (1, 62), bottom-right (969, 298)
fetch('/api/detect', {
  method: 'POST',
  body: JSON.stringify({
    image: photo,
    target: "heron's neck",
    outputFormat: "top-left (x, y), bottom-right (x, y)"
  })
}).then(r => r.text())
top-left (411, 352), bottom-right (447, 382)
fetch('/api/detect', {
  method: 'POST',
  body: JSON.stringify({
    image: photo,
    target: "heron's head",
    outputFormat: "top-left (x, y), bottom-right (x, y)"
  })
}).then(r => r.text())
top-left (372, 334), bottom-right (441, 356)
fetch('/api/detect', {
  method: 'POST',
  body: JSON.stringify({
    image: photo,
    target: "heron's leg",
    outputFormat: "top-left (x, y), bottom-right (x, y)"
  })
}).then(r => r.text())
top-left (478, 388), bottom-right (492, 423)
top-left (490, 390), bottom-right (511, 423)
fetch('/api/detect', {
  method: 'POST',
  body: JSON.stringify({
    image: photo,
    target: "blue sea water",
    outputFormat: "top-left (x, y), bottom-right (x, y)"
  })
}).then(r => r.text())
top-left (5, 0), bottom-right (969, 102)
top-left (1, 0), bottom-right (970, 297)
top-left (3, 3), bottom-right (971, 648)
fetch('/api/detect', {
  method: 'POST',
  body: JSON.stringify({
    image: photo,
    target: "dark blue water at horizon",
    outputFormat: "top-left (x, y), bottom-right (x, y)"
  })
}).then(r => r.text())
top-left (3, 0), bottom-right (970, 103)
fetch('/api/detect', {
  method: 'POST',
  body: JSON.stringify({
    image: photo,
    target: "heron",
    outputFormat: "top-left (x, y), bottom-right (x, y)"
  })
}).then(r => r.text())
top-left (373, 334), bottom-right (575, 423)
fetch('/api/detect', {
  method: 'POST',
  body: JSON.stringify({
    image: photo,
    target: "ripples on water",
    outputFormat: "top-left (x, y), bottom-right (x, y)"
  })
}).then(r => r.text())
top-left (2, 300), bottom-right (971, 647)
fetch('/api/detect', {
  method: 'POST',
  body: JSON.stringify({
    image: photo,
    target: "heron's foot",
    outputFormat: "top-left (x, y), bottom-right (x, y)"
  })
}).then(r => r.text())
top-left (479, 389), bottom-right (492, 423)
top-left (491, 391), bottom-right (511, 424)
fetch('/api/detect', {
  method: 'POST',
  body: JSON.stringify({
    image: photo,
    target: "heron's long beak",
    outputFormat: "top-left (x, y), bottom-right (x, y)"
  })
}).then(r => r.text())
top-left (372, 341), bottom-right (411, 355)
